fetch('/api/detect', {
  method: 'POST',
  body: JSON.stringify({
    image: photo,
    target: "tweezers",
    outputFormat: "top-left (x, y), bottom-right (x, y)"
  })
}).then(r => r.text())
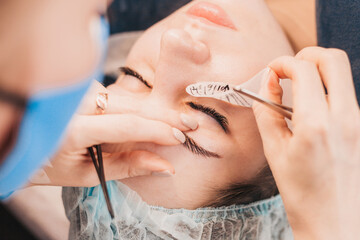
top-left (234, 87), bottom-right (293, 120)
top-left (87, 145), bottom-right (115, 218)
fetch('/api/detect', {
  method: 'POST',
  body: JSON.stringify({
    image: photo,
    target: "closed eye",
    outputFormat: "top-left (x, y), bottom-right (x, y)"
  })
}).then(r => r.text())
top-left (183, 133), bottom-right (221, 158)
top-left (119, 66), bottom-right (153, 89)
top-left (187, 102), bottom-right (229, 133)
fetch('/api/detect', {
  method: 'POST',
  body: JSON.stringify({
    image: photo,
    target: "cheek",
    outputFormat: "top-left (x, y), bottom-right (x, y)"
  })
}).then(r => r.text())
top-left (208, 43), bottom-right (268, 86)
top-left (156, 145), bottom-right (232, 205)
top-left (155, 130), bottom-right (236, 191)
top-left (227, 115), bottom-right (266, 181)
top-left (154, 145), bottom-right (217, 178)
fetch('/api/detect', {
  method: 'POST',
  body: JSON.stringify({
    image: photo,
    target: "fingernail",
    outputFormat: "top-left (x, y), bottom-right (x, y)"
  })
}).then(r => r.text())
top-left (172, 128), bottom-right (186, 143)
top-left (151, 170), bottom-right (174, 177)
top-left (180, 113), bottom-right (198, 130)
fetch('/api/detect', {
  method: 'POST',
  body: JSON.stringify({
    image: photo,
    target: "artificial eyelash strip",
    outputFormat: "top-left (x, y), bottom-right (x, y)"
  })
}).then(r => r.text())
top-left (183, 133), bottom-right (221, 158)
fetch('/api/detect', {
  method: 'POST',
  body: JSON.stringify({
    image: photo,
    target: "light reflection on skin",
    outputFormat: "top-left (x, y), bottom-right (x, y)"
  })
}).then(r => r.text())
top-left (107, 0), bottom-right (294, 209)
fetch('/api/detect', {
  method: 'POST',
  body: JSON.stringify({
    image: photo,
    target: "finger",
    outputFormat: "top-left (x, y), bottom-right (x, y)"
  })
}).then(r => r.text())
top-left (269, 56), bottom-right (328, 118)
top-left (253, 68), bottom-right (292, 153)
top-left (78, 81), bottom-right (146, 115)
top-left (76, 81), bottom-right (136, 115)
top-left (108, 94), bottom-right (198, 131)
top-left (296, 47), bottom-right (358, 113)
top-left (78, 81), bottom-right (197, 131)
top-left (68, 114), bottom-right (186, 149)
top-left (104, 151), bottom-right (175, 181)
top-left (77, 80), bottom-right (108, 115)
top-left (46, 151), bottom-right (175, 187)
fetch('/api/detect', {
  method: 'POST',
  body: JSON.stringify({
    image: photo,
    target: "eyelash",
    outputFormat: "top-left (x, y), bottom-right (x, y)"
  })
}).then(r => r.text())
top-left (187, 102), bottom-right (229, 133)
top-left (183, 133), bottom-right (220, 158)
top-left (120, 66), bottom-right (221, 158)
top-left (119, 66), bottom-right (153, 89)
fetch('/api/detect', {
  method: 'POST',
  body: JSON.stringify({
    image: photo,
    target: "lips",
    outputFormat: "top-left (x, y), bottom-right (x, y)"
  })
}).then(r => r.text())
top-left (187, 2), bottom-right (237, 30)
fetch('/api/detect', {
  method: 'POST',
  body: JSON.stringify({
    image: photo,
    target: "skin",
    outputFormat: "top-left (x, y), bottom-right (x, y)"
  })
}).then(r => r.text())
top-left (107, 0), bottom-right (294, 209)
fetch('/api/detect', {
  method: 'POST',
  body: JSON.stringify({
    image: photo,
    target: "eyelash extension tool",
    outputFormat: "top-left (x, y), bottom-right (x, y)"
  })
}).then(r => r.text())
top-left (232, 87), bottom-right (293, 120)
top-left (186, 68), bottom-right (293, 120)
top-left (87, 144), bottom-right (115, 219)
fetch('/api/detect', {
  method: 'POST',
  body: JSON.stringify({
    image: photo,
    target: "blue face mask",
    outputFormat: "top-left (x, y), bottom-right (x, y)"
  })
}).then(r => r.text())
top-left (0, 17), bottom-right (109, 198)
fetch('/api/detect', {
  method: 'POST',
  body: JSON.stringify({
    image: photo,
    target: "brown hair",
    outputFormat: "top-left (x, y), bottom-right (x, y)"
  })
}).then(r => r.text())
top-left (206, 165), bottom-right (278, 207)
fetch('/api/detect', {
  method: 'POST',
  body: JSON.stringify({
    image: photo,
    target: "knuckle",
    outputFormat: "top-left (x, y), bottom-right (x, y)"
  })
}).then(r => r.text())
top-left (279, 55), bottom-right (295, 63)
top-left (310, 123), bottom-right (328, 136)
top-left (296, 46), bottom-right (319, 57)
top-left (66, 117), bottom-right (83, 148)
top-left (300, 60), bottom-right (317, 71)
top-left (270, 55), bottom-right (294, 66)
top-left (328, 48), bottom-right (348, 57)
top-left (295, 132), bottom-right (315, 149)
top-left (127, 151), bottom-right (140, 160)
top-left (252, 102), bottom-right (263, 118)
top-left (323, 48), bottom-right (349, 63)
top-left (293, 60), bottom-right (318, 78)
top-left (296, 119), bottom-right (328, 141)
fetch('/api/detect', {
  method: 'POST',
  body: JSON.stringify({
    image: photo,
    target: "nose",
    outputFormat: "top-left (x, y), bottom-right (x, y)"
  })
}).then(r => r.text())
top-left (150, 29), bottom-right (210, 107)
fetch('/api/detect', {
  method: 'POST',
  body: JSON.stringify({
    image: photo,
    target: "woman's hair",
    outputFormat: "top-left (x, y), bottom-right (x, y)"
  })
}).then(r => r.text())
top-left (207, 165), bottom-right (278, 207)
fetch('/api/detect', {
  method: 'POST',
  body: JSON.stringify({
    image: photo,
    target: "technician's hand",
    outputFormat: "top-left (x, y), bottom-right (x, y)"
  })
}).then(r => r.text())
top-left (253, 47), bottom-right (360, 240)
top-left (29, 81), bottom-right (197, 187)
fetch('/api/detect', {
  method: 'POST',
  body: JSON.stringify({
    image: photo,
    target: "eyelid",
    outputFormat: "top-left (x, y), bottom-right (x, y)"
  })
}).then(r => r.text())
top-left (187, 102), bottom-right (229, 133)
top-left (183, 133), bottom-right (221, 158)
top-left (119, 66), bottom-right (153, 89)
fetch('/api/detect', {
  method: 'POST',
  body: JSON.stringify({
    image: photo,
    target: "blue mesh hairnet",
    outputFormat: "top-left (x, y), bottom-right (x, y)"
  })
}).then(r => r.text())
top-left (62, 181), bottom-right (293, 239)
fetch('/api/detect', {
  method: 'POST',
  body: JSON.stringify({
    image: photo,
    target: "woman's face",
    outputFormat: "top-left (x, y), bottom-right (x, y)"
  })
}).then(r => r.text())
top-left (109, 0), bottom-right (293, 209)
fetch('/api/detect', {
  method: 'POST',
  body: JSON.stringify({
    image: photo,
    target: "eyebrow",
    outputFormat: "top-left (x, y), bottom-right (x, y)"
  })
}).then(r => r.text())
top-left (119, 66), bottom-right (153, 89)
top-left (186, 102), bottom-right (229, 133)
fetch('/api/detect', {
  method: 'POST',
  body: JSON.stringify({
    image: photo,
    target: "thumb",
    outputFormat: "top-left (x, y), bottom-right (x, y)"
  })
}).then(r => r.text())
top-left (252, 68), bottom-right (291, 152)
top-left (104, 150), bottom-right (175, 180)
